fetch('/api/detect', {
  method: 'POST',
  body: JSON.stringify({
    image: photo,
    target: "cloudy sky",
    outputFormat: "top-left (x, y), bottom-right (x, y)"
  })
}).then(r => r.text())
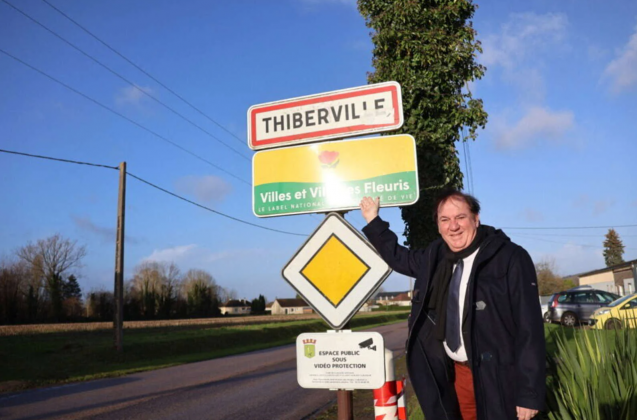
top-left (1, 0), bottom-right (636, 301)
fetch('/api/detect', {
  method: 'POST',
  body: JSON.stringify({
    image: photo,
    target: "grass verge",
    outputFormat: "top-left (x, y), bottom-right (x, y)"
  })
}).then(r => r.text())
top-left (0, 312), bottom-right (408, 394)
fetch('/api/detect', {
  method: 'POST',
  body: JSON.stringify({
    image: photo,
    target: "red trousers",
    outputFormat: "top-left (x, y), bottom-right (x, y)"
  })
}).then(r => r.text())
top-left (454, 362), bottom-right (477, 420)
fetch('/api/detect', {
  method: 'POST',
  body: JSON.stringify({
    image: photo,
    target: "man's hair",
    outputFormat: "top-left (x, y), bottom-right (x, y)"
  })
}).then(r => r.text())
top-left (433, 189), bottom-right (481, 221)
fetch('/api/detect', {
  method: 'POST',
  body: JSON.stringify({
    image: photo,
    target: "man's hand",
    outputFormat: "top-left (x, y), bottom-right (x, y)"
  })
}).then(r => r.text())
top-left (360, 196), bottom-right (380, 223)
top-left (516, 406), bottom-right (538, 420)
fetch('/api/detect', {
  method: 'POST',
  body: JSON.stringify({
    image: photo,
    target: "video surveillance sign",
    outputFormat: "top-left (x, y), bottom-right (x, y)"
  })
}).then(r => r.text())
top-left (296, 331), bottom-right (385, 389)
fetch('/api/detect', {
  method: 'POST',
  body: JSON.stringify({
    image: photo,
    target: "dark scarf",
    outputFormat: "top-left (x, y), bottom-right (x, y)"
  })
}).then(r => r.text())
top-left (428, 224), bottom-right (487, 342)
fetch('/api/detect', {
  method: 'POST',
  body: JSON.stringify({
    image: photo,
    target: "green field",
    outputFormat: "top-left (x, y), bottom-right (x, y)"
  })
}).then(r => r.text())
top-left (0, 312), bottom-right (408, 393)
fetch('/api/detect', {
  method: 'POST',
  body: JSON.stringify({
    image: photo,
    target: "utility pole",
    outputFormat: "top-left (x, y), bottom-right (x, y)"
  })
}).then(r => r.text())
top-left (114, 162), bottom-right (126, 352)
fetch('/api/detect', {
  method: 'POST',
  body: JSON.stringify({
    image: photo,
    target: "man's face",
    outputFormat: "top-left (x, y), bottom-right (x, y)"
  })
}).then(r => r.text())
top-left (437, 196), bottom-right (480, 252)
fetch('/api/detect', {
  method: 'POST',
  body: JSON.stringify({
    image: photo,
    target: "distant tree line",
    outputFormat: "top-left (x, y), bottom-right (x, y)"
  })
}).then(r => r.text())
top-left (0, 234), bottom-right (260, 325)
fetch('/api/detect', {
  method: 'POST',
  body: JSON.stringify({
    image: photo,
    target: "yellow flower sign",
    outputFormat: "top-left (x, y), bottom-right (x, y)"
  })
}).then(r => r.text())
top-left (252, 134), bottom-right (418, 217)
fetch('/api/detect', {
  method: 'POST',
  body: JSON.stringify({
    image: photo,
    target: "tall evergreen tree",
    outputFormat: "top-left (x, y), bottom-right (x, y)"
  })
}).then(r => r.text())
top-left (358, 0), bottom-right (488, 248)
top-left (603, 228), bottom-right (625, 267)
top-left (63, 274), bottom-right (82, 300)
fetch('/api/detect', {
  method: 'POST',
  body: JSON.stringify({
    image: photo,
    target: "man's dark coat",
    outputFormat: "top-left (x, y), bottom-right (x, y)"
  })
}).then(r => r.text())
top-left (363, 217), bottom-right (546, 420)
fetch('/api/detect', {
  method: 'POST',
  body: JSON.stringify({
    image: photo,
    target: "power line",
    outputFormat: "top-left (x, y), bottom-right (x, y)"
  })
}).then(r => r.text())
top-left (126, 172), bottom-right (307, 237)
top-left (511, 232), bottom-right (637, 251)
top-left (502, 224), bottom-right (637, 230)
top-left (40, 0), bottom-right (247, 147)
top-left (509, 232), bottom-right (637, 238)
top-left (463, 126), bottom-right (474, 194)
top-left (0, 148), bottom-right (307, 237)
top-left (461, 133), bottom-right (470, 194)
top-left (2, 0), bottom-right (250, 162)
top-left (0, 148), bottom-right (118, 170)
top-left (0, 47), bottom-right (250, 186)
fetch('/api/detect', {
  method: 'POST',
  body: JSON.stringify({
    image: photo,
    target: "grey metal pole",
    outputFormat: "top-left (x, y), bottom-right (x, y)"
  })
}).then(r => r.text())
top-left (114, 162), bottom-right (126, 352)
top-left (334, 210), bottom-right (354, 420)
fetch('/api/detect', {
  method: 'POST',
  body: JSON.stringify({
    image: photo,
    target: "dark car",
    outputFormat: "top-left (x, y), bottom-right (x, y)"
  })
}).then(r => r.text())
top-left (545, 288), bottom-right (621, 326)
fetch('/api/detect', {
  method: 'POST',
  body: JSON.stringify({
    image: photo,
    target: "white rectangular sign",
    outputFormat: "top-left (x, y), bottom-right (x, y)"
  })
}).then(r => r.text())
top-left (248, 82), bottom-right (403, 150)
top-left (296, 331), bottom-right (385, 389)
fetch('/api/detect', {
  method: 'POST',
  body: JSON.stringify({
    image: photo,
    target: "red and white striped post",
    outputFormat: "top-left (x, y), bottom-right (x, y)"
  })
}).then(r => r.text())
top-left (373, 348), bottom-right (398, 420)
top-left (396, 377), bottom-right (407, 420)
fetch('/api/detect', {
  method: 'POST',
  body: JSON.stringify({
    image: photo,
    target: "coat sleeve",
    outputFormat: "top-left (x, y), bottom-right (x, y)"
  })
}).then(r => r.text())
top-left (508, 247), bottom-right (546, 410)
top-left (361, 216), bottom-right (427, 278)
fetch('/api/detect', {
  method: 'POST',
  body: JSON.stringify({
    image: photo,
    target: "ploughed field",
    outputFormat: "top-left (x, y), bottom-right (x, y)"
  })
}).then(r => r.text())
top-left (0, 313), bottom-right (324, 336)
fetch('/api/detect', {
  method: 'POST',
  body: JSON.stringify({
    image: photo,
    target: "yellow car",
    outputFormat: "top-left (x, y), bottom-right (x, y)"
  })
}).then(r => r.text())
top-left (590, 293), bottom-right (637, 329)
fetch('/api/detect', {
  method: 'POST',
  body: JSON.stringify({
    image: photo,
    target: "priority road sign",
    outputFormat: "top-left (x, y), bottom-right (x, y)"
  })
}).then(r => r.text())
top-left (248, 82), bottom-right (403, 150)
top-left (282, 213), bottom-right (392, 330)
top-left (296, 331), bottom-right (385, 389)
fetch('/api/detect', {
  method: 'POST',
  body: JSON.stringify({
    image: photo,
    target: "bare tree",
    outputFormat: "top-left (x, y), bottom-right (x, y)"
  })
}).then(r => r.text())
top-left (130, 261), bottom-right (163, 318)
top-left (17, 234), bottom-right (86, 280)
top-left (129, 261), bottom-right (181, 319)
top-left (157, 262), bottom-right (180, 318)
top-left (535, 258), bottom-right (564, 296)
top-left (16, 234), bottom-right (86, 321)
top-left (182, 269), bottom-right (220, 317)
top-left (0, 259), bottom-right (27, 324)
top-left (218, 287), bottom-right (237, 305)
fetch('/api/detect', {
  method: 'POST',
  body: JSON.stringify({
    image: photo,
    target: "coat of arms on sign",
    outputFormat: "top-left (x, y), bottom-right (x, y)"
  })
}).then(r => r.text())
top-left (303, 338), bottom-right (316, 358)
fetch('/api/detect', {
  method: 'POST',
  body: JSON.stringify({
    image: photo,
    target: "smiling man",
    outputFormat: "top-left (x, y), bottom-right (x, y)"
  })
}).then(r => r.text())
top-left (360, 189), bottom-right (545, 420)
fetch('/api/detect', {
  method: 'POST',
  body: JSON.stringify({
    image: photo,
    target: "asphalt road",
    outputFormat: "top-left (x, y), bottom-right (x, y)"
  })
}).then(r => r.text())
top-left (0, 321), bottom-right (407, 420)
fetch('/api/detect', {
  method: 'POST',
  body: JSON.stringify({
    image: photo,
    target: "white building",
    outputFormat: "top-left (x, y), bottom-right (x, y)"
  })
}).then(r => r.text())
top-left (566, 259), bottom-right (637, 296)
top-left (270, 298), bottom-right (312, 315)
top-left (219, 299), bottom-right (251, 315)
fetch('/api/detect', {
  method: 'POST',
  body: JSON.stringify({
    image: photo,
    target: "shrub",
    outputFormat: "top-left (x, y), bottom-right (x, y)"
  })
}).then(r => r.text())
top-left (546, 328), bottom-right (637, 420)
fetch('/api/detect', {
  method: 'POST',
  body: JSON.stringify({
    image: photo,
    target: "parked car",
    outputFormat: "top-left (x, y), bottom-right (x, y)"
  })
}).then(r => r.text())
top-left (545, 288), bottom-right (620, 326)
top-left (590, 293), bottom-right (637, 330)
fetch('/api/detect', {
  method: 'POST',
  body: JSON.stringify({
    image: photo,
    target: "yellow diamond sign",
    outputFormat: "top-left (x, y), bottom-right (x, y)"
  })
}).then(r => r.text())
top-left (301, 235), bottom-right (370, 307)
top-left (283, 213), bottom-right (391, 329)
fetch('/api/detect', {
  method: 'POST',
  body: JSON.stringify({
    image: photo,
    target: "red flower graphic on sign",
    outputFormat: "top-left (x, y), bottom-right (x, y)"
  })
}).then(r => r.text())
top-left (318, 151), bottom-right (339, 169)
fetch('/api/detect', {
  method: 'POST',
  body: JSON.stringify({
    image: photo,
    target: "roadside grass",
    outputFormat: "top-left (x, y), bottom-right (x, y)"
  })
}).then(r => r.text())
top-left (0, 312), bottom-right (408, 393)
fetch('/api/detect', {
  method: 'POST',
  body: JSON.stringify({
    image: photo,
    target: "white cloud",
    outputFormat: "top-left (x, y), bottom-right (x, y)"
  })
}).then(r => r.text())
top-left (593, 200), bottom-right (614, 216)
top-left (493, 106), bottom-right (574, 150)
top-left (174, 175), bottom-right (232, 203)
top-left (481, 12), bottom-right (568, 69)
top-left (298, 0), bottom-right (356, 6)
top-left (571, 195), bottom-right (615, 216)
top-left (141, 245), bottom-right (270, 266)
top-left (72, 215), bottom-right (140, 244)
top-left (142, 244), bottom-right (198, 263)
top-left (572, 194), bottom-right (590, 209)
top-left (532, 243), bottom-right (604, 276)
top-left (587, 44), bottom-right (609, 61)
top-left (603, 24), bottom-right (637, 93)
top-left (521, 208), bottom-right (544, 223)
top-left (481, 13), bottom-right (568, 104)
top-left (115, 85), bottom-right (154, 106)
